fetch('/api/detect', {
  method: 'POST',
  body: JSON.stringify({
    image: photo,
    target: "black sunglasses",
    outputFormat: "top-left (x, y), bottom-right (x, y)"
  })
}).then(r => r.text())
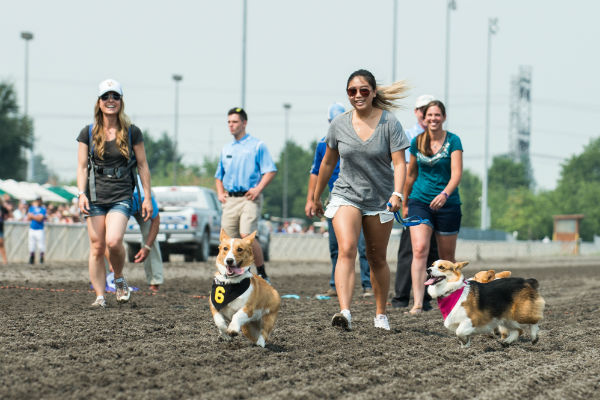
top-left (100, 92), bottom-right (121, 101)
top-left (346, 87), bottom-right (371, 97)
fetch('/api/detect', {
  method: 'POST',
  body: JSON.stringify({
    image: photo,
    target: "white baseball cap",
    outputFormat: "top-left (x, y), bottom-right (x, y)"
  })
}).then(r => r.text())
top-left (98, 79), bottom-right (123, 97)
top-left (415, 94), bottom-right (436, 108)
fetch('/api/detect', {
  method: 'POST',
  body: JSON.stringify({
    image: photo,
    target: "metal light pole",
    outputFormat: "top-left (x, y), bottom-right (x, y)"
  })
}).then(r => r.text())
top-left (241, 0), bottom-right (247, 108)
top-left (172, 74), bottom-right (183, 186)
top-left (444, 0), bottom-right (456, 110)
top-left (391, 0), bottom-right (398, 82)
top-left (481, 18), bottom-right (498, 230)
top-left (21, 31), bottom-right (34, 181)
top-left (282, 103), bottom-right (291, 219)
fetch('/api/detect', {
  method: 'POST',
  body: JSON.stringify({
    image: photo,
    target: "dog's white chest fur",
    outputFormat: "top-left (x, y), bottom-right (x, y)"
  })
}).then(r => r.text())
top-left (443, 285), bottom-right (470, 331)
top-left (217, 284), bottom-right (253, 319)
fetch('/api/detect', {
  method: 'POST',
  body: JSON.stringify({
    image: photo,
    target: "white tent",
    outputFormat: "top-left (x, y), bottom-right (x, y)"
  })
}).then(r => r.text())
top-left (0, 179), bottom-right (67, 203)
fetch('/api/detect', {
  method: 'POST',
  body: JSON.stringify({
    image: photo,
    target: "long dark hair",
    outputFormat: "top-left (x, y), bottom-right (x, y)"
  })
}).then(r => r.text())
top-left (346, 69), bottom-right (408, 111)
top-left (416, 100), bottom-right (447, 156)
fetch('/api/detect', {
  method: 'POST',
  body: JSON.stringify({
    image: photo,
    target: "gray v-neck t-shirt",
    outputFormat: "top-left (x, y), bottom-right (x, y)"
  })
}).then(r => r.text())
top-left (326, 110), bottom-right (409, 211)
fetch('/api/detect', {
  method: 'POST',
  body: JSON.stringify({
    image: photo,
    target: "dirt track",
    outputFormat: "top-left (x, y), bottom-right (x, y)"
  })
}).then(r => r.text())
top-left (1, 258), bottom-right (599, 399)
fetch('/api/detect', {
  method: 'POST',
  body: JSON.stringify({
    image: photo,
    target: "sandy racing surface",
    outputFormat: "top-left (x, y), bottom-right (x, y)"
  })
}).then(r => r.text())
top-left (1, 257), bottom-right (599, 399)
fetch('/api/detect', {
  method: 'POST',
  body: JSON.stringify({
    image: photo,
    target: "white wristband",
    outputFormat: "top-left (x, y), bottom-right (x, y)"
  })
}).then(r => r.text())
top-left (144, 244), bottom-right (152, 251)
top-left (392, 192), bottom-right (404, 202)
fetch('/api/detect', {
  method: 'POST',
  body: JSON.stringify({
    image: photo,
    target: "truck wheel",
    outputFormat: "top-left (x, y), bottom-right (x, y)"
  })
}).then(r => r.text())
top-left (195, 231), bottom-right (210, 262)
top-left (127, 244), bottom-right (140, 263)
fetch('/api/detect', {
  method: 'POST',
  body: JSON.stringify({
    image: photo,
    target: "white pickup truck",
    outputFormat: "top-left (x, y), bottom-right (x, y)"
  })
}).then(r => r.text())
top-left (124, 186), bottom-right (271, 262)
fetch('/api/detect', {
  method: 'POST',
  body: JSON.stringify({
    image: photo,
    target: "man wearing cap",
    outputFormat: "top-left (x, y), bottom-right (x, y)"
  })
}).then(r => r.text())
top-left (305, 103), bottom-right (373, 298)
top-left (391, 95), bottom-right (439, 309)
top-left (215, 107), bottom-right (277, 282)
top-left (27, 197), bottom-right (47, 264)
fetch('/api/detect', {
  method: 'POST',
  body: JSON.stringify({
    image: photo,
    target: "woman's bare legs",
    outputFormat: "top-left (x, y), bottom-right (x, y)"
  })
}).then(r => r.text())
top-left (87, 216), bottom-right (107, 297)
top-left (362, 215), bottom-right (393, 316)
top-left (409, 224), bottom-right (433, 313)
top-left (331, 206), bottom-right (362, 311)
top-left (105, 211), bottom-right (129, 279)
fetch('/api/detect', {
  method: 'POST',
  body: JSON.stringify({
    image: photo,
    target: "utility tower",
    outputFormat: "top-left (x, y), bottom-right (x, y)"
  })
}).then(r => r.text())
top-left (509, 65), bottom-right (533, 186)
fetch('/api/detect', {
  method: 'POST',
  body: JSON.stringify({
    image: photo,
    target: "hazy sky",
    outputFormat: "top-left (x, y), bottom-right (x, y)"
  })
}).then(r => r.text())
top-left (2, 0), bottom-right (598, 190)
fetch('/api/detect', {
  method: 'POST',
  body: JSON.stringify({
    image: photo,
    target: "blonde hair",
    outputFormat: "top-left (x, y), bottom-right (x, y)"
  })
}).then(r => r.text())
top-left (373, 80), bottom-right (410, 111)
top-left (346, 69), bottom-right (409, 111)
top-left (91, 99), bottom-right (132, 159)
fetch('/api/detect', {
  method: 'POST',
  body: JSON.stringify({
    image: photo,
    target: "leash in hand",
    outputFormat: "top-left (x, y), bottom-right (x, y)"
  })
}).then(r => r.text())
top-left (387, 202), bottom-right (430, 227)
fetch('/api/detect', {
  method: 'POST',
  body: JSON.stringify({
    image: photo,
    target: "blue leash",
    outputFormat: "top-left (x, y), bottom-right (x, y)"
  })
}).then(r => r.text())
top-left (387, 202), bottom-right (431, 227)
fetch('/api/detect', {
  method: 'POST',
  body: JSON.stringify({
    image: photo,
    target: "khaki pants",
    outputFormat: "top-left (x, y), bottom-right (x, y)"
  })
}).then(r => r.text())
top-left (221, 195), bottom-right (262, 238)
top-left (136, 215), bottom-right (164, 285)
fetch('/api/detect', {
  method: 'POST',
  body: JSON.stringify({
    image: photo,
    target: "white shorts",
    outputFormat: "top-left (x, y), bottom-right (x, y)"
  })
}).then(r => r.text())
top-left (29, 229), bottom-right (46, 253)
top-left (324, 195), bottom-right (394, 224)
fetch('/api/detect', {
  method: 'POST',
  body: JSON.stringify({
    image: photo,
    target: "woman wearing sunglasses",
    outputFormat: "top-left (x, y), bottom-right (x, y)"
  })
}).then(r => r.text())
top-left (76, 79), bottom-right (153, 308)
top-left (403, 100), bottom-right (463, 315)
top-left (311, 69), bottom-right (409, 331)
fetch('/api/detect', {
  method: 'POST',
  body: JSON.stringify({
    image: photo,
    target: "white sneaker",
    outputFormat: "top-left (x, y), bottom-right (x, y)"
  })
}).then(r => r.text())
top-left (90, 298), bottom-right (106, 308)
top-left (115, 277), bottom-right (131, 303)
top-left (332, 310), bottom-right (352, 331)
top-left (374, 314), bottom-right (390, 330)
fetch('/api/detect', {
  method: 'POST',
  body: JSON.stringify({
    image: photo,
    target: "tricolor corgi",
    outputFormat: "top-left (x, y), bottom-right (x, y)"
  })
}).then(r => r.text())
top-left (209, 229), bottom-right (280, 348)
top-left (425, 260), bottom-right (545, 348)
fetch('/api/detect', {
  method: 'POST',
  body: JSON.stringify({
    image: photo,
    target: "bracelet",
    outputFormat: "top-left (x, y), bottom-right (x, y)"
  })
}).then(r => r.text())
top-left (144, 244), bottom-right (152, 251)
top-left (392, 192), bottom-right (404, 202)
top-left (441, 191), bottom-right (449, 199)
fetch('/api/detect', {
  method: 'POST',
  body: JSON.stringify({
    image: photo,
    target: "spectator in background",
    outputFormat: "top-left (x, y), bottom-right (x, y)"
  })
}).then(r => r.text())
top-left (391, 95), bottom-right (439, 310)
top-left (215, 107), bottom-right (277, 282)
top-left (305, 103), bottom-right (373, 299)
top-left (0, 196), bottom-right (11, 264)
top-left (11, 200), bottom-right (28, 221)
top-left (27, 197), bottom-right (47, 264)
top-left (403, 100), bottom-right (463, 315)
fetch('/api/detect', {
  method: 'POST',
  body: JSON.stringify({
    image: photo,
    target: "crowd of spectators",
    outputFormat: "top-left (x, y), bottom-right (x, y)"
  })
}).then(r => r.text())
top-left (1, 194), bottom-right (81, 224)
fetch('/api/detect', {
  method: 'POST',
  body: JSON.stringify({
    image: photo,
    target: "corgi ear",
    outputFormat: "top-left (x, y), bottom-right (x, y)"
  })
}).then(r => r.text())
top-left (243, 231), bottom-right (257, 244)
top-left (488, 269), bottom-right (496, 275)
top-left (455, 261), bottom-right (469, 270)
top-left (495, 271), bottom-right (511, 279)
top-left (220, 229), bottom-right (230, 241)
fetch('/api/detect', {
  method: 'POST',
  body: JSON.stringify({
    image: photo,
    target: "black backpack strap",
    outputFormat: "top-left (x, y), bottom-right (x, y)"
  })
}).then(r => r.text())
top-left (88, 124), bottom-right (97, 202)
top-left (128, 125), bottom-right (143, 209)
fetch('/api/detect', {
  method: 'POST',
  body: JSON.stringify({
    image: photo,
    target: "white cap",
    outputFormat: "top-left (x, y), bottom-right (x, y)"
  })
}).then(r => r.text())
top-left (415, 94), bottom-right (435, 108)
top-left (98, 79), bottom-right (123, 97)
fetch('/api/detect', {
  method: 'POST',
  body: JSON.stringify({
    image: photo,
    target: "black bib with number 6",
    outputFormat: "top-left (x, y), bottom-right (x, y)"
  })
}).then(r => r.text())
top-left (210, 278), bottom-right (251, 311)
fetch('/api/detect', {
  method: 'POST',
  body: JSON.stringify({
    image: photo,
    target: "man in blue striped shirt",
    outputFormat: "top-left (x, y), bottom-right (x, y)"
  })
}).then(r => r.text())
top-left (215, 108), bottom-right (277, 282)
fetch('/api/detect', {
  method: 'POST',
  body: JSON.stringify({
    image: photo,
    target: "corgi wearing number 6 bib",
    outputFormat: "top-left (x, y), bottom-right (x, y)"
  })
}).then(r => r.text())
top-left (209, 229), bottom-right (280, 347)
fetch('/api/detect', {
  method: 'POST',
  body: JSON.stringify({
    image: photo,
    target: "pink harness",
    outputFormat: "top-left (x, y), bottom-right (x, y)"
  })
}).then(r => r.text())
top-left (437, 281), bottom-right (468, 320)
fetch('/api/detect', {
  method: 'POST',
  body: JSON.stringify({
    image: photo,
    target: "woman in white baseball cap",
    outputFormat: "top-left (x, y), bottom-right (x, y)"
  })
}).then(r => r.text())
top-left (76, 79), bottom-right (153, 308)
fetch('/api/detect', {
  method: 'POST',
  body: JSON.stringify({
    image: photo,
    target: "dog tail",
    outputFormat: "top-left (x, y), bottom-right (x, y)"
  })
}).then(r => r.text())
top-left (524, 278), bottom-right (539, 290)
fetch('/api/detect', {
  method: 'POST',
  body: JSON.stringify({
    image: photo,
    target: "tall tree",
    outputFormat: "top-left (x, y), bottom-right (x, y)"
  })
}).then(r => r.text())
top-left (459, 169), bottom-right (481, 228)
top-left (553, 137), bottom-right (600, 240)
top-left (263, 140), bottom-right (313, 219)
top-left (0, 82), bottom-right (32, 180)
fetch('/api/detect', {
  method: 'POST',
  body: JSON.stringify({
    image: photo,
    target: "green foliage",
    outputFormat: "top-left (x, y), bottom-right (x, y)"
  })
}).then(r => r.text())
top-left (552, 137), bottom-right (600, 241)
top-left (262, 140), bottom-right (313, 219)
top-left (488, 155), bottom-right (530, 191)
top-left (0, 82), bottom-right (32, 180)
top-left (459, 169), bottom-right (481, 228)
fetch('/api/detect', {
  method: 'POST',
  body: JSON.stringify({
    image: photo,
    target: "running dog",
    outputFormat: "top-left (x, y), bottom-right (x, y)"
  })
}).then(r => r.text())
top-left (425, 260), bottom-right (545, 348)
top-left (209, 229), bottom-right (280, 347)
top-left (472, 269), bottom-right (511, 283)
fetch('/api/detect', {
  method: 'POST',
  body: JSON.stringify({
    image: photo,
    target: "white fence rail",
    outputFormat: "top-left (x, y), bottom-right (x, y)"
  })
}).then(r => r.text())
top-left (4, 223), bottom-right (599, 263)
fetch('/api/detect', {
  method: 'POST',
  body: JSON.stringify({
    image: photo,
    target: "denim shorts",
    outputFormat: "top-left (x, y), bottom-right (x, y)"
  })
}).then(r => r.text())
top-left (85, 198), bottom-right (132, 219)
top-left (407, 198), bottom-right (462, 235)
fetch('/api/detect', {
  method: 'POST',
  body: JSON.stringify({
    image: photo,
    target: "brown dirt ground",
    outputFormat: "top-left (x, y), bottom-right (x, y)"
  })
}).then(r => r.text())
top-left (1, 257), bottom-right (599, 399)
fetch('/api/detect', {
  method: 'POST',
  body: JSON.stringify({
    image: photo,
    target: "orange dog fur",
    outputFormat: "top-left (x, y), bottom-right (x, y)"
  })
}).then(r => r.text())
top-left (209, 229), bottom-right (280, 347)
top-left (472, 269), bottom-right (512, 283)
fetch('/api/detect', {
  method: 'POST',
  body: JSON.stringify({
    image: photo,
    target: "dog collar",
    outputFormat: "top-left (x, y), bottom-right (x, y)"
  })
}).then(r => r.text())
top-left (211, 277), bottom-right (251, 311)
top-left (437, 281), bottom-right (468, 320)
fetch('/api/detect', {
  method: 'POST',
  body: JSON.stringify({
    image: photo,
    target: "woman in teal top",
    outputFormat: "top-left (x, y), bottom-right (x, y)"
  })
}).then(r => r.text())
top-left (402, 100), bottom-right (463, 315)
